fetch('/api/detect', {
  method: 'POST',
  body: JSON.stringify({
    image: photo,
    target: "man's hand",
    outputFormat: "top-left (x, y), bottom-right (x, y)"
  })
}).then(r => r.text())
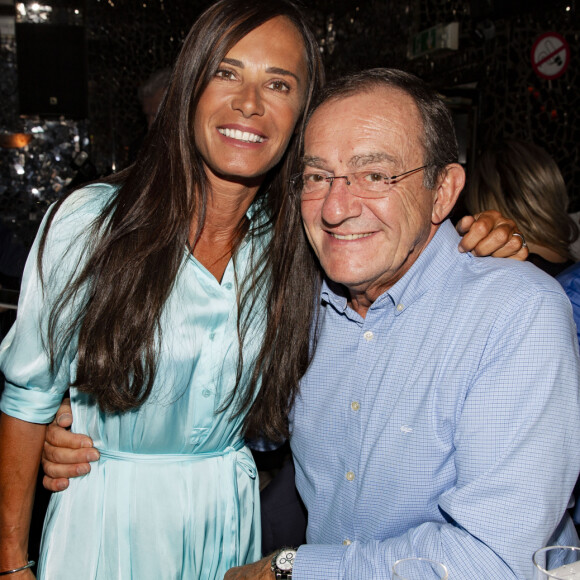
top-left (224, 555), bottom-right (273, 579)
top-left (456, 210), bottom-right (528, 260)
top-left (41, 398), bottom-right (100, 492)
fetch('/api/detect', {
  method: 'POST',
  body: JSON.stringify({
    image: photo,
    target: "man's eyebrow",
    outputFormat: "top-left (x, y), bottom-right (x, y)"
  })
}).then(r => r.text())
top-left (350, 153), bottom-right (398, 168)
top-left (302, 155), bottom-right (326, 169)
top-left (221, 58), bottom-right (300, 83)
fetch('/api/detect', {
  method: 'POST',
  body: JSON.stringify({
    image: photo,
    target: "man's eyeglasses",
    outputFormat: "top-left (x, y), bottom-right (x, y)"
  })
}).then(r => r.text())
top-left (292, 165), bottom-right (429, 200)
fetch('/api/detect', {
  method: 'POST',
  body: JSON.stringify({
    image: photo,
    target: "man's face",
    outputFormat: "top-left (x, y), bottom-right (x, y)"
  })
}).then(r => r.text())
top-left (301, 87), bottom-right (439, 311)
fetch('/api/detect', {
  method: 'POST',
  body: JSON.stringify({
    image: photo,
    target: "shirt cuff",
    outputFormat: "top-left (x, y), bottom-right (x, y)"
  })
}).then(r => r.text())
top-left (1, 380), bottom-right (64, 423)
top-left (293, 543), bottom-right (347, 580)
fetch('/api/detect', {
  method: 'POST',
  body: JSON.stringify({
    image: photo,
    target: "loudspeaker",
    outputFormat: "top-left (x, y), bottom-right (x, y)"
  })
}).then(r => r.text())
top-left (16, 23), bottom-right (88, 118)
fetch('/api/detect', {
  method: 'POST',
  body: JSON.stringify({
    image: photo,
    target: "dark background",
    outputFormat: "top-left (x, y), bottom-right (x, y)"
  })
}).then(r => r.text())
top-left (0, 0), bottom-right (578, 248)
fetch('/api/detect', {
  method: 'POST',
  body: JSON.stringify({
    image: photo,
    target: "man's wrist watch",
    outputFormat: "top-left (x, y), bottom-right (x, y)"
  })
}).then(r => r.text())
top-left (271, 548), bottom-right (297, 579)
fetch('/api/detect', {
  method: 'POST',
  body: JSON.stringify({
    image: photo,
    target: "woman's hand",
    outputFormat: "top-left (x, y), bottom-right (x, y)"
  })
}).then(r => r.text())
top-left (456, 210), bottom-right (528, 259)
top-left (41, 399), bottom-right (99, 492)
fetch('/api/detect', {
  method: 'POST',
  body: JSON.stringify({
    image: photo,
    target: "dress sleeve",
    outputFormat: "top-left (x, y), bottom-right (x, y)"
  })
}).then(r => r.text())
top-left (0, 184), bottom-right (113, 423)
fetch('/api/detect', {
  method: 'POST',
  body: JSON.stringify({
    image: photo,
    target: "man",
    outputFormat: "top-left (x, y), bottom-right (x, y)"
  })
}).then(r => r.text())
top-left (225, 69), bottom-right (580, 578)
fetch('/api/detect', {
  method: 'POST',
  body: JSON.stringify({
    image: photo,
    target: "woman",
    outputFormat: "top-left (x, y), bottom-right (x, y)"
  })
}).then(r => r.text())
top-left (0, 2), bottom-right (323, 578)
top-left (465, 139), bottom-right (578, 276)
top-left (1, 2), bottom-right (522, 579)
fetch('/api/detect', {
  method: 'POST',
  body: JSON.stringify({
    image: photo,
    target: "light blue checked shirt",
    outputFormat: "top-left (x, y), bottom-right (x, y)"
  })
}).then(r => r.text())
top-left (290, 220), bottom-right (580, 580)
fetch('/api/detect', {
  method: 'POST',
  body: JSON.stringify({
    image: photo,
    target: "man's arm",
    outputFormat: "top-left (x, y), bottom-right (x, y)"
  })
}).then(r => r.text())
top-left (224, 556), bottom-right (273, 579)
top-left (41, 398), bottom-right (99, 491)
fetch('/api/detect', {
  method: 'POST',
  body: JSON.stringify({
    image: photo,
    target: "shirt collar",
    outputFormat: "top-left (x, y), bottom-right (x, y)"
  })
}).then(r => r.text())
top-left (320, 219), bottom-right (461, 316)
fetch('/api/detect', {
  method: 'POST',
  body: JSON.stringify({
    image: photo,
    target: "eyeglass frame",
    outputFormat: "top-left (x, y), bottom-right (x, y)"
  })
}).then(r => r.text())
top-left (290, 164), bottom-right (431, 200)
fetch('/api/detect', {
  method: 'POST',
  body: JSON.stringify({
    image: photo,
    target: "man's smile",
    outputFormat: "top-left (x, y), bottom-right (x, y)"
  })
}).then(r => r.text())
top-left (328, 232), bottom-right (374, 241)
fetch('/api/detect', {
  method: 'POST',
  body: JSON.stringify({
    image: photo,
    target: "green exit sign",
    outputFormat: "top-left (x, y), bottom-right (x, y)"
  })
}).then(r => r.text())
top-left (408, 22), bottom-right (459, 60)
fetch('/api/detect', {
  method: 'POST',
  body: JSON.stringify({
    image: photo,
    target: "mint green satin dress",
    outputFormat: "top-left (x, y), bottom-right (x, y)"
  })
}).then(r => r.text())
top-left (0, 184), bottom-right (266, 579)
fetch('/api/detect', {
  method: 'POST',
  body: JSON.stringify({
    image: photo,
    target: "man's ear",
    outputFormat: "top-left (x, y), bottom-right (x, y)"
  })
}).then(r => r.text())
top-left (431, 163), bottom-right (466, 225)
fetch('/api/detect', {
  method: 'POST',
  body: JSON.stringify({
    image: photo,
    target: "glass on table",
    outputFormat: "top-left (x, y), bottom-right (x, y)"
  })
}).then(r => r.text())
top-left (533, 546), bottom-right (580, 579)
top-left (392, 557), bottom-right (449, 579)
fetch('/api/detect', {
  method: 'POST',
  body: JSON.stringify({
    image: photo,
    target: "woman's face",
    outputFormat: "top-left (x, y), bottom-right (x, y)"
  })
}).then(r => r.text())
top-left (194, 16), bottom-right (309, 185)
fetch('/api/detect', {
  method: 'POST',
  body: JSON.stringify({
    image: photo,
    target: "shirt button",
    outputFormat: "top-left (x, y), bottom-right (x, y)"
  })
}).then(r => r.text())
top-left (351, 401), bottom-right (360, 411)
top-left (224, 282), bottom-right (233, 290)
top-left (396, 303), bottom-right (404, 312)
top-left (209, 332), bottom-right (216, 340)
top-left (363, 331), bottom-right (374, 341)
top-left (342, 539), bottom-right (351, 546)
top-left (202, 389), bottom-right (212, 398)
top-left (346, 471), bottom-right (355, 481)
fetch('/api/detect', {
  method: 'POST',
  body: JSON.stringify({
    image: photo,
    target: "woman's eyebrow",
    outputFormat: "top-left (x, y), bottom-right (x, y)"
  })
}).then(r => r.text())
top-left (266, 66), bottom-right (300, 83)
top-left (221, 58), bottom-right (300, 83)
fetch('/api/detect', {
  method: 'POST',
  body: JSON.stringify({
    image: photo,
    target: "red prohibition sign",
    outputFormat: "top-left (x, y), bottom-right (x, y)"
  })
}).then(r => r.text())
top-left (531, 32), bottom-right (570, 80)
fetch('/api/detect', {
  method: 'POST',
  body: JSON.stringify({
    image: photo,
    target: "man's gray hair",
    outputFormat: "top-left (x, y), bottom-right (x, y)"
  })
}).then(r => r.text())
top-left (307, 68), bottom-right (459, 190)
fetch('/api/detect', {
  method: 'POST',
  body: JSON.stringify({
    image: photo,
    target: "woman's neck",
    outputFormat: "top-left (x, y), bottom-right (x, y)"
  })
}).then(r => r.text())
top-left (526, 242), bottom-right (569, 264)
top-left (190, 179), bottom-right (261, 282)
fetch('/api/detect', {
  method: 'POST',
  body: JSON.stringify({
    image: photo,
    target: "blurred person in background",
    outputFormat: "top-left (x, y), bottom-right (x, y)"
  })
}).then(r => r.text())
top-left (465, 139), bottom-right (578, 276)
top-left (138, 67), bottom-right (172, 131)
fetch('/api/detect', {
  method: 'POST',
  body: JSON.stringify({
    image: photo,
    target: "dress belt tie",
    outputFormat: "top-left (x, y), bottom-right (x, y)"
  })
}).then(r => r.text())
top-left (97, 438), bottom-right (247, 464)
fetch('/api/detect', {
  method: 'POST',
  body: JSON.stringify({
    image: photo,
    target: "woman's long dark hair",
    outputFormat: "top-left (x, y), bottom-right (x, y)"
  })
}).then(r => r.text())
top-left (39, 0), bottom-right (324, 417)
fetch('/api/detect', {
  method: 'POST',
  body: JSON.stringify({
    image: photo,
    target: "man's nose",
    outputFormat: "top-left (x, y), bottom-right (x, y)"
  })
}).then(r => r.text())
top-left (231, 84), bottom-right (265, 117)
top-left (321, 176), bottom-right (362, 224)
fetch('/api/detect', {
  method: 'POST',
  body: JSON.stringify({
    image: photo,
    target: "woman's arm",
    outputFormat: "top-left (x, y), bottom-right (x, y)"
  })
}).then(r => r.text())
top-left (0, 413), bottom-right (46, 576)
top-left (456, 210), bottom-right (528, 259)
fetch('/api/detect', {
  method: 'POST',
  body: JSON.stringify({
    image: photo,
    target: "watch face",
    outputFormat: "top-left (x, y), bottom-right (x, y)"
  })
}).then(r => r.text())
top-left (276, 549), bottom-right (296, 571)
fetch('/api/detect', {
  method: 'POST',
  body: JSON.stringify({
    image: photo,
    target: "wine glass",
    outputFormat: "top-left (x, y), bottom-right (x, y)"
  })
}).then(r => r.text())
top-left (392, 557), bottom-right (449, 579)
top-left (533, 546), bottom-right (580, 579)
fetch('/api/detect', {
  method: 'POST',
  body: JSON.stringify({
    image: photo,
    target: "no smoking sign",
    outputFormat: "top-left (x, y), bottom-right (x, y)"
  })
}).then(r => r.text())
top-left (531, 32), bottom-right (570, 80)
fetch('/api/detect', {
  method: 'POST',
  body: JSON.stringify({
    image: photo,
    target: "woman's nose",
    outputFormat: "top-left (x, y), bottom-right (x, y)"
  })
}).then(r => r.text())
top-left (231, 84), bottom-right (265, 117)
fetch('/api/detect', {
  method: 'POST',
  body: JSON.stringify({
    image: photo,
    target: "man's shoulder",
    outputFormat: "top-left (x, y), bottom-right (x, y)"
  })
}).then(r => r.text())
top-left (426, 221), bottom-right (565, 301)
top-left (442, 253), bottom-right (570, 321)
top-left (462, 253), bottom-right (565, 293)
